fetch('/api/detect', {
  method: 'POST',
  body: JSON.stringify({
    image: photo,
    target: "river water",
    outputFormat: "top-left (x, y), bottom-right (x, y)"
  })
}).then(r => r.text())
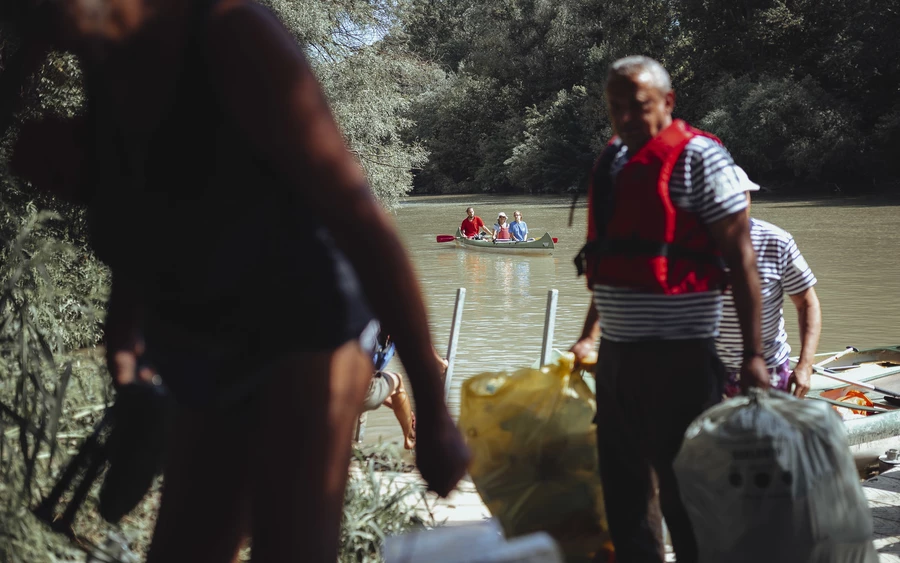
top-left (364, 193), bottom-right (900, 441)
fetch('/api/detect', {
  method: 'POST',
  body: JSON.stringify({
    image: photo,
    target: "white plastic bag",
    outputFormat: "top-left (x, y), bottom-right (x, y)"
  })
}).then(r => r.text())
top-left (674, 389), bottom-right (877, 563)
top-left (383, 519), bottom-right (564, 563)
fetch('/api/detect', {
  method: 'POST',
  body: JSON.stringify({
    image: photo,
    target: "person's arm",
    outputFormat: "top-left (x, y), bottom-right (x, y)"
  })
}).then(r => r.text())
top-left (104, 273), bottom-right (155, 387)
top-left (707, 211), bottom-right (769, 390)
top-left (569, 298), bottom-right (600, 365)
top-left (787, 287), bottom-right (821, 397)
top-left (205, 3), bottom-right (467, 495)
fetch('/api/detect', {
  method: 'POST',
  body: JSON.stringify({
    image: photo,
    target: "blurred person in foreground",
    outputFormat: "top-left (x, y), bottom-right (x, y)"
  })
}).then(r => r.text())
top-left (569, 55), bottom-right (767, 563)
top-left (8, 1), bottom-right (468, 561)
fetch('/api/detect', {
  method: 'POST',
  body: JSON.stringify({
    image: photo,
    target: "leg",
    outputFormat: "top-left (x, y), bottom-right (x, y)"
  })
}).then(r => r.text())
top-left (594, 341), bottom-right (665, 563)
top-left (146, 405), bottom-right (254, 563)
top-left (381, 372), bottom-right (416, 450)
top-left (250, 340), bottom-right (372, 562)
top-left (645, 340), bottom-right (725, 563)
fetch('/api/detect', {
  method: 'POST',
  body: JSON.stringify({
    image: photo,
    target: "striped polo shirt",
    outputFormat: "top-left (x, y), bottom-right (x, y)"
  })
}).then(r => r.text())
top-left (716, 218), bottom-right (817, 370)
top-left (592, 135), bottom-right (757, 342)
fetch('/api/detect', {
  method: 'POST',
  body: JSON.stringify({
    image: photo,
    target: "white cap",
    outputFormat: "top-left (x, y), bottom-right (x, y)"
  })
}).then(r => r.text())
top-left (736, 167), bottom-right (760, 192)
top-left (498, 212), bottom-right (507, 218)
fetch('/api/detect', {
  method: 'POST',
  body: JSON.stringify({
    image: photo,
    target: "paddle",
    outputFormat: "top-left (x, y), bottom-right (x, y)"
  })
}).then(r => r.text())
top-left (812, 365), bottom-right (900, 398)
top-left (807, 395), bottom-right (890, 414)
top-left (814, 346), bottom-right (858, 368)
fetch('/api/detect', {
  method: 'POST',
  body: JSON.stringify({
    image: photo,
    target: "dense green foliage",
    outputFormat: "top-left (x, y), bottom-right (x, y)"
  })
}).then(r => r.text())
top-left (265, 0), bottom-right (432, 208)
top-left (401, 0), bottom-right (900, 193)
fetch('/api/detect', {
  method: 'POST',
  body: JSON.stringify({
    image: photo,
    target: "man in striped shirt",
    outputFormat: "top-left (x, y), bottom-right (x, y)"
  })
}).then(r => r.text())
top-left (717, 197), bottom-right (822, 398)
top-left (569, 56), bottom-right (767, 563)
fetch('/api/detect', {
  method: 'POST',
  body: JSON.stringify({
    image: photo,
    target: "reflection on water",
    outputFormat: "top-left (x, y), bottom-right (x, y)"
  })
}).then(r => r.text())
top-left (379, 193), bottom-right (900, 420)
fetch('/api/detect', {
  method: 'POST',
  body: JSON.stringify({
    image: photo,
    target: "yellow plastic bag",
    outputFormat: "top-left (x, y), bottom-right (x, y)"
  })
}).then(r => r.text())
top-left (459, 354), bottom-right (610, 562)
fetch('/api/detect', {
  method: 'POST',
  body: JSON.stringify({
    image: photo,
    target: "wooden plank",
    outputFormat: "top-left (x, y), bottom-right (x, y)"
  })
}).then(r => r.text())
top-left (865, 488), bottom-right (900, 511)
top-left (868, 475), bottom-right (900, 495)
top-left (863, 468), bottom-right (900, 560)
top-left (874, 514), bottom-right (900, 537)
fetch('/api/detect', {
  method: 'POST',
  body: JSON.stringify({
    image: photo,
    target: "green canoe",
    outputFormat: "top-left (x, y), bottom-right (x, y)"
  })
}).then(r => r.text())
top-left (454, 229), bottom-right (555, 255)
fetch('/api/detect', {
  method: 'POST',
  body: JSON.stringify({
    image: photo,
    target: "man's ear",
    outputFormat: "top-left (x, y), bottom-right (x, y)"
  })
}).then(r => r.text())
top-left (665, 90), bottom-right (676, 112)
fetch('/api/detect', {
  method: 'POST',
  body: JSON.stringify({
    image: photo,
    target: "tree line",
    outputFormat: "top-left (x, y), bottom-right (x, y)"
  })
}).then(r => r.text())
top-left (400, 0), bottom-right (900, 195)
top-left (3, 0), bottom-right (899, 208)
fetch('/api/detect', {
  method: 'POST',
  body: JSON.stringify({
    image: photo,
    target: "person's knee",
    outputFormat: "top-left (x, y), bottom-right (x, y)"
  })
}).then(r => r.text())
top-left (383, 371), bottom-right (403, 396)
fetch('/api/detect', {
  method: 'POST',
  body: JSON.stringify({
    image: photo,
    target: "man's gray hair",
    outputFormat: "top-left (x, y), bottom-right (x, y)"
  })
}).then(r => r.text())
top-left (607, 56), bottom-right (672, 93)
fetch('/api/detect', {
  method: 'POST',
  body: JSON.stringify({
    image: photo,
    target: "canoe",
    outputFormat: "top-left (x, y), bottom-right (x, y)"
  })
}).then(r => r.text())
top-left (795, 346), bottom-right (900, 471)
top-left (453, 229), bottom-right (555, 255)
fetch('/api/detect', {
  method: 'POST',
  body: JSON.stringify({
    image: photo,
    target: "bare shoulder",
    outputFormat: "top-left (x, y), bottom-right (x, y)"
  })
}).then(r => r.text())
top-left (204, 0), bottom-right (302, 63)
top-left (202, 0), bottom-right (314, 103)
top-left (209, 0), bottom-right (279, 24)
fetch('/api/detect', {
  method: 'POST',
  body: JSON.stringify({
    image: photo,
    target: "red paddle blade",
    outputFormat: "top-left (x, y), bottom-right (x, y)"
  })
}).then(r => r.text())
top-left (552, 237), bottom-right (558, 243)
top-left (436, 235), bottom-right (456, 243)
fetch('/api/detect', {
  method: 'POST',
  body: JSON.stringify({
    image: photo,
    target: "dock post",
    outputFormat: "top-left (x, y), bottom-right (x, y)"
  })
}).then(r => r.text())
top-left (540, 289), bottom-right (559, 367)
top-left (443, 287), bottom-right (466, 403)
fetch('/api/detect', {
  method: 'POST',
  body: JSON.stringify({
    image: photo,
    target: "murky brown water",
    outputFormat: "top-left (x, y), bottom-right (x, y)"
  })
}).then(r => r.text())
top-left (365, 193), bottom-right (900, 441)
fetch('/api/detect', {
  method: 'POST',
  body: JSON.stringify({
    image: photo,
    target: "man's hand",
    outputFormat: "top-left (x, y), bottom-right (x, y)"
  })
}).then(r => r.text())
top-left (739, 355), bottom-right (770, 393)
top-left (414, 409), bottom-right (470, 498)
top-left (570, 337), bottom-right (597, 367)
top-left (789, 362), bottom-right (812, 398)
top-left (107, 348), bottom-right (156, 388)
top-left (570, 300), bottom-right (600, 368)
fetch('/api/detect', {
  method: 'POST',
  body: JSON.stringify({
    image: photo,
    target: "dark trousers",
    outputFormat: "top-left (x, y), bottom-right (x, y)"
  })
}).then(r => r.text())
top-left (594, 339), bottom-right (724, 563)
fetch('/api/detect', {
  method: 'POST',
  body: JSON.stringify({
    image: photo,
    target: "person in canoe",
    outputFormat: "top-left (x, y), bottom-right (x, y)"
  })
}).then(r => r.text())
top-left (510, 211), bottom-right (529, 241)
top-left (492, 212), bottom-right (512, 241)
top-left (461, 207), bottom-right (493, 239)
top-left (716, 189), bottom-right (821, 399)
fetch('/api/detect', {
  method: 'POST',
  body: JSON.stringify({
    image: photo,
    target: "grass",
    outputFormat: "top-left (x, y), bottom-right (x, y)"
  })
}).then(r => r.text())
top-left (341, 443), bottom-right (436, 563)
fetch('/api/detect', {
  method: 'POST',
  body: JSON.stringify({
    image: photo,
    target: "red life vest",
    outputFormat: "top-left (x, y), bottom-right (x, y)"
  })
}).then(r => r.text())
top-left (495, 223), bottom-right (511, 240)
top-left (581, 119), bottom-right (726, 294)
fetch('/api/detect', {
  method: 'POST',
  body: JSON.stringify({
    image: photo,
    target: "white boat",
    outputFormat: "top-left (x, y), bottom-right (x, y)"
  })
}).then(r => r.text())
top-left (453, 229), bottom-right (555, 255)
top-left (795, 346), bottom-right (900, 471)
